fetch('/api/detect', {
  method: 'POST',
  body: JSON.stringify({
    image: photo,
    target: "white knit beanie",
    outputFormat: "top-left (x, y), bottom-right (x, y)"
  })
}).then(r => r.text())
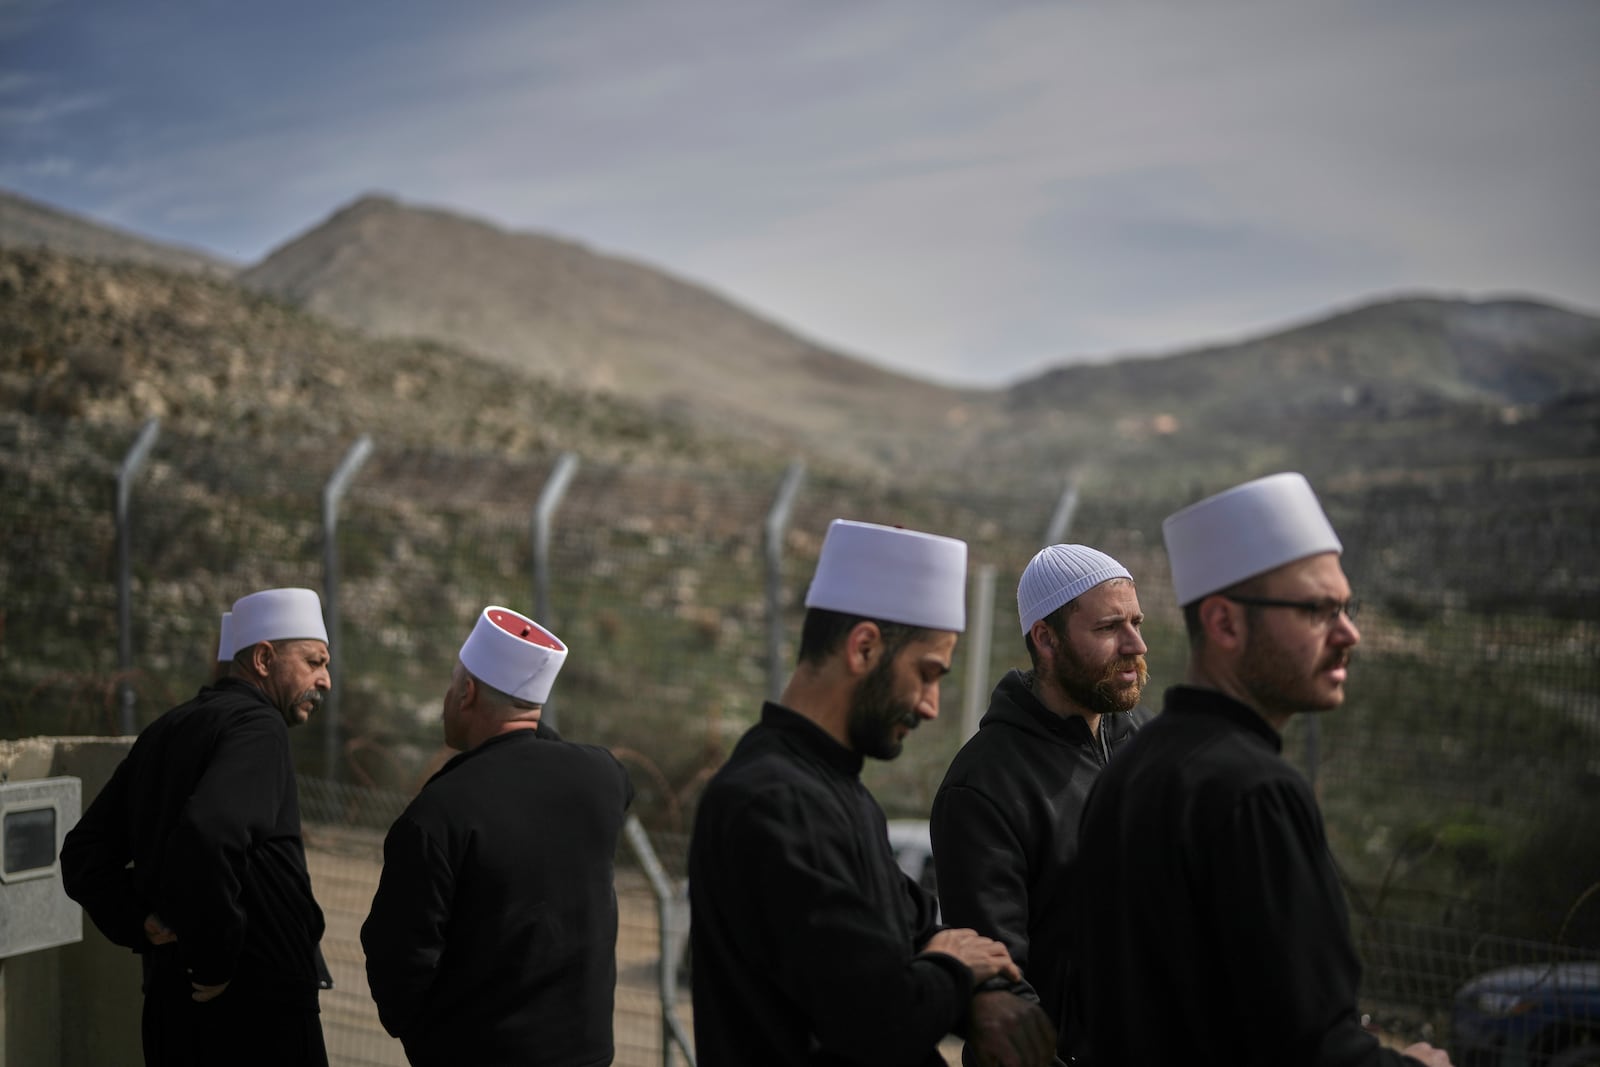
top-left (1017, 545), bottom-right (1133, 635)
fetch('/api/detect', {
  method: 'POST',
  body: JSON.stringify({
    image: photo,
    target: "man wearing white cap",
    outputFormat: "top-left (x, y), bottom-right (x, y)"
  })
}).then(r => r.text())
top-left (689, 519), bottom-right (1056, 1067)
top-left (361, 606), bottom-right (634, 1067)
top-left (1072, 474), bottom-right (1451, 1066)
top-left (931, 543), bottom-right (1153, 1063)
top-left (62, 587), bottom-right (334, 1067)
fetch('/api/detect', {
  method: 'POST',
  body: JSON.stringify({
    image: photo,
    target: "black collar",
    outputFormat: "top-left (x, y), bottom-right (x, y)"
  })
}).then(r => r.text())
top-left (991, 669), bottom-right (1143, 749)
top-left (1011, 670), bottom-right (1099, 744)
top-left (1161, 685), bottom-right (1283, 752)
top-left (760, 701), bottom-right (864, 777)
top-left (431, 729), bottom-right (538, 783)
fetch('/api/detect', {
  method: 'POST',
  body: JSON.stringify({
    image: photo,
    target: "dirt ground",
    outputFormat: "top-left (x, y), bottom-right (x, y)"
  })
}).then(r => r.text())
top-left (307, 825), bottom-right (964, 1066)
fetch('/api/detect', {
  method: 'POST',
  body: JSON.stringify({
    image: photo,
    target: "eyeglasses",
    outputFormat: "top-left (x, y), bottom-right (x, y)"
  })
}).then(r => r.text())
top-left (1223, 595), bottom-right (1360, 627)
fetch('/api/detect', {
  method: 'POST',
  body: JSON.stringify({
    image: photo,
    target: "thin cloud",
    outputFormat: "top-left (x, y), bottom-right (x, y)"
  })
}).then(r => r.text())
top-left (0, 154), bottom-right (73, 180)
top-left (0, 89), bottom-right (107, 125)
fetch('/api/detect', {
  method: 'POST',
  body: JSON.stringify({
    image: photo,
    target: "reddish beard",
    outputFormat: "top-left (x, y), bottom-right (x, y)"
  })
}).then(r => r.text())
top-left (1054, 642), bottom-right (1148, 715)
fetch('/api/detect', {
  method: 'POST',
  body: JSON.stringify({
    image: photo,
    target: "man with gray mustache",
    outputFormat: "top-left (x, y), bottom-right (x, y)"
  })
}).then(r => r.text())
top-left (932, 544), bottom-right (1154, 1064)
top-left (63, 587), bottom-right (332, 1066)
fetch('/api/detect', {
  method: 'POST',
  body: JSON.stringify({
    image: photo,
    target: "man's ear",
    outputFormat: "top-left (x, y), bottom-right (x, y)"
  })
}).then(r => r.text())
top-left (1029, 619), bottom-right (1057, 665)
top-left (843, 621), bottom-right (883, 678)
top-left (1198, 595), bottom-right (1244, 651)
top-left (246, 641), bottom-right (274, 678)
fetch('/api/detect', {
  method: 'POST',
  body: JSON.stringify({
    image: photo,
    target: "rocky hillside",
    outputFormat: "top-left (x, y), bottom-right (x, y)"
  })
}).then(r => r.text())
top-left (6, 187), bottom-right (1598, 496)
top-left (977, 294), bottom-right (1600, 494)
top-left (1013, 295), bottom-right (1600, 417)
top-left (228, 193), bottom-right (1600, 489)
top-left (239, 195), bottom-right (985, 467)
top-left (0, 188), bottom-right (235, 277)
top-left (0, 245), bottom-right (770, 470)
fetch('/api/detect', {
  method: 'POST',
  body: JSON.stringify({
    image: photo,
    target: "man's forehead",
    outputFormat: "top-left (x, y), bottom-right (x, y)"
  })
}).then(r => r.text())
top-left (904, 629), bottom-right (959, 660)
top-left (1077, 578), bottom-right (1141, 614)
top-left (1259, 552), bottom-right (1347, 591)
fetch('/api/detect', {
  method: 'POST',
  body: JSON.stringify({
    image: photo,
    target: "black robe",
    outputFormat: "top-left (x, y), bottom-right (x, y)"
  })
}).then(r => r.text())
top-left (930, 668), bottom-right (1152, 1059)
top-left (60, 678), bottom-right (327, 1064)
top-left (1072, 685), bottom-right (1420, 1066)
top-left (361, 726), bottom-right (634, 1067)
top-left (689, 703), bottom-right (974, 1067)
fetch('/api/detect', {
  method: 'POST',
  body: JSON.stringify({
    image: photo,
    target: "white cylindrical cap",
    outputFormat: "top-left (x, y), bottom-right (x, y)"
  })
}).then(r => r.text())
top-left (459, 606), bottom-right (568, 704)
top-left (804, 519), bottom-right (968, 632)
top-left (216, 612), bottom-right (233, 662)
top-left (1163, 472), bottom-right (1342, 606)
top-left (229, 588), bottom-right (329, 656)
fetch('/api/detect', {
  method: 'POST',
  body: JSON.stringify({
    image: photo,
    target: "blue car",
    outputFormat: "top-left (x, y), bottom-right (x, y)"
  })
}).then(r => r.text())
top-left (1451, 961), bottom-right (1600, 1067)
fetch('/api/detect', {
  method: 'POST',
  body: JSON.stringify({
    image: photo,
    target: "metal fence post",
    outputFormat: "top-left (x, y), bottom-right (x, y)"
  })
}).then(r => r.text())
top-left (531, 451), bottom-right (579, 731)
top-left (961, 564), bottom-right (997, 740)
top-left (1043, 476), bottom-right (1080, 546)
top-left (322, 435), bottom-right (374, 781)
top-left (115, 418), bottom-right (161, 735)
top-left (624, 815), bottom-right (697, 1067)
top-left (764, 462), bottom-right (806, 702)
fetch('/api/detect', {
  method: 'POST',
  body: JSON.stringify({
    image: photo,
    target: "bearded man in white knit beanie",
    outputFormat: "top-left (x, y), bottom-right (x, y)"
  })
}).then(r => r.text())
top-left (931, 543), bottom-right (1154, 1064)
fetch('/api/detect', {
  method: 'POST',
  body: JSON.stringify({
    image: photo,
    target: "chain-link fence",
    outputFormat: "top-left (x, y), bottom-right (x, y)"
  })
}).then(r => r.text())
top-left (3, 411), bottom-right (1596, 1058)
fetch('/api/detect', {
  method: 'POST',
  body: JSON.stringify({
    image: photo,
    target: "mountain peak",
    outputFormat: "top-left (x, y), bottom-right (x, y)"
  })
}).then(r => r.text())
top-left (237, 194), bottom-right (971, 468)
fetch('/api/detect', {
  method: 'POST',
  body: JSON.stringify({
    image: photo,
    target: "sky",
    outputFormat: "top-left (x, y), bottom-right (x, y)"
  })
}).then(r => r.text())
top-left (2, 1), bottom-right (1597, 387)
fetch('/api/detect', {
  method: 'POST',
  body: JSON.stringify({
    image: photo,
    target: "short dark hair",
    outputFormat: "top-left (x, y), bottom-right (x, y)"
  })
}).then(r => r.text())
top-left (1023, 599), bottom-right (1080, 670)
top-left (797, 607), bottom-right (930, 668)
top-left (1182, 574), bottom-right (1269, 649)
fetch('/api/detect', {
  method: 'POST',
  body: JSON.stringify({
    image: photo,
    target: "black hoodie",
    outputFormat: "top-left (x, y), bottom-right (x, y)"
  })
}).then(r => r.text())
top-left (930, 668), bottom-right (1153, 1061)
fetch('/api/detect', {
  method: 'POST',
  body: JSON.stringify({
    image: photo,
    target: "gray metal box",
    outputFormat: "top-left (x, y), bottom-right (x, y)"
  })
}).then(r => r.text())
top-left (0, 776), bottom-right (83, 957)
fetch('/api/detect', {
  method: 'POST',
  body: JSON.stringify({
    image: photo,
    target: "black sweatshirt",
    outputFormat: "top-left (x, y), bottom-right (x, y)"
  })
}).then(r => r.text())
top-left (689, 703), bottom-right (976, 1067)
top-left (361, 727), bottom-right (634, 1067)
top-left (931, 668), bottom-right (1152, 1058)
top-left (61, 678), bottom-right (325, 1005)
top-left (1073, 685), bottom-right (1422, 1066)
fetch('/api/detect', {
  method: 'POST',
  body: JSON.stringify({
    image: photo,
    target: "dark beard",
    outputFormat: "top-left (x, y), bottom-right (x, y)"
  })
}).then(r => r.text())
top-left (847, 655), bottom-right (919, 761)
top-left (1052, 641), bottom-right (1148, 716)
top-left (1239, 625), bottom-right (1353, 715)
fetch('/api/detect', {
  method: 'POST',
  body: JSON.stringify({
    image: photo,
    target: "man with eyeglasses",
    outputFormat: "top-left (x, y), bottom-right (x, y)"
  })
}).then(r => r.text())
top-left (1071, 473), bottom-right (1451, 1066)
